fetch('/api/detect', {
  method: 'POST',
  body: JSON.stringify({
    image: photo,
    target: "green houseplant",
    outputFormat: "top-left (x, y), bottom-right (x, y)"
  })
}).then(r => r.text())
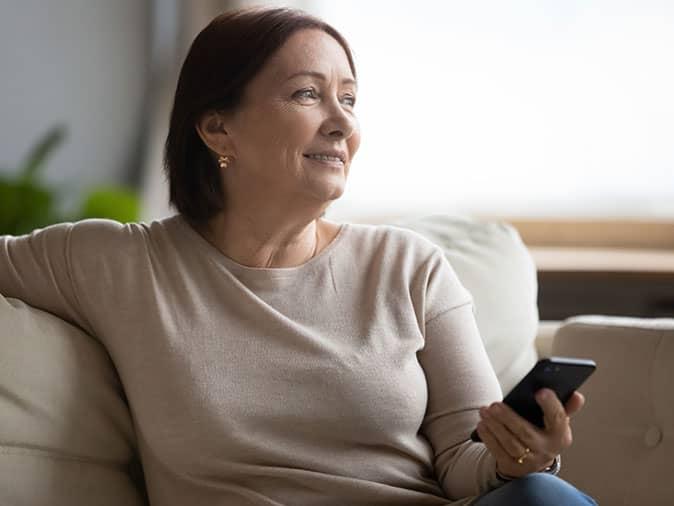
top-left (0, 125), bottom-right (141, 236)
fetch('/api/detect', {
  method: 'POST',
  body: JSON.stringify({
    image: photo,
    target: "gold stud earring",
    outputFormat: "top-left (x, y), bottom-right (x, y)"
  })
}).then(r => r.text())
top-left (218, 155), bottom-right (231, 169)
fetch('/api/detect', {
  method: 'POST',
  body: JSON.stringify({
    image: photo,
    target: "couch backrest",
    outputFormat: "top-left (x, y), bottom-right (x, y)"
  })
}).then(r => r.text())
top-left (398, 215), bottom-right (540, 394)
top-left (0, 295), bottom-right (148, 505)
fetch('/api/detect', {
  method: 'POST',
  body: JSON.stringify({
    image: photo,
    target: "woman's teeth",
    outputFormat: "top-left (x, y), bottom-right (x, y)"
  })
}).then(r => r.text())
top-left (305, 154), bottom-right (342, 162)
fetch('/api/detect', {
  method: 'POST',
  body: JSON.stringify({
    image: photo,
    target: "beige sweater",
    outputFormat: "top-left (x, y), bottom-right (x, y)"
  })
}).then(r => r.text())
top-left (0, 215), bottom-right (504, 505)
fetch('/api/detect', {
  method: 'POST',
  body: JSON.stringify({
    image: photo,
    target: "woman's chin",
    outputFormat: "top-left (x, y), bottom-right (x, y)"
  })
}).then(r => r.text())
top-left (305, 177), bottom-right (346, 203)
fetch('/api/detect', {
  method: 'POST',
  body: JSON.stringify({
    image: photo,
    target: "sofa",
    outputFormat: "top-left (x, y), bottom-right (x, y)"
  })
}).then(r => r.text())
top-left (1, 214), bottom-right (672, 505)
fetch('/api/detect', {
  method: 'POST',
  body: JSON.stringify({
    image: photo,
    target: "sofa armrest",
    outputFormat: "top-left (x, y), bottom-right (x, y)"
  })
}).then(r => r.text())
top-left (535, 320), bottom-right (562, 358)
top-left (550, 315), bottom-right (674, 506)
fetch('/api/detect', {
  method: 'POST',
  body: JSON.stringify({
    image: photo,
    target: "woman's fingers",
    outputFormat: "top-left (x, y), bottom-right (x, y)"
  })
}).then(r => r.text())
top-left (477, 419), bottom-right (541, 479)
top-left (535, 389), bottom-right (570, 434)
top-left (479, 407), bottom-right (528, 459)
top-left (482, 402), bottom-right (542, 450)
top-left (564, 391), bottom-right (585, 417)
top-left (535, 389), bottom-right (574, 449)
top-left (476, 421), bottom-right (522, 475)
top-left (477, 388), bottom-right (583, 474)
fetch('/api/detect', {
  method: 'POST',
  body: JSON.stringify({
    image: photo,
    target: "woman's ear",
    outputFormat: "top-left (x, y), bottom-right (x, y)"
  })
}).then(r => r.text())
top-left (195, 110), bottom-right (233, 156)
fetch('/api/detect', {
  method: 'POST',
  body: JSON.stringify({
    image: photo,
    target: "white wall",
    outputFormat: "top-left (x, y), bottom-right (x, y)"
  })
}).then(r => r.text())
top-left (0, 0), bottom-right (151, 214)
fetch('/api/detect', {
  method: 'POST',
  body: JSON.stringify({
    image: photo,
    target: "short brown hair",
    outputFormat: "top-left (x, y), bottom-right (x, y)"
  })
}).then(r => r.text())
top-left (163, 7), bottom-right (356, 225)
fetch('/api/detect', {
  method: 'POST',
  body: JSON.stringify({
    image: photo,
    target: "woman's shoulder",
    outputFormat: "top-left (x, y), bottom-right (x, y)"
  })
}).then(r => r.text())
top-left (339, 221), bottom-right (444, 261)
top-left (64, 214), bottom-right (183, 254)
top-left (66, 217), bottom-right (144, 246)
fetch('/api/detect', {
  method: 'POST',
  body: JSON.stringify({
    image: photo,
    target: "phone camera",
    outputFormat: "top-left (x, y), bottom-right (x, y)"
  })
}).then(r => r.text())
top-left (544, 366), bottom-right (552, 372)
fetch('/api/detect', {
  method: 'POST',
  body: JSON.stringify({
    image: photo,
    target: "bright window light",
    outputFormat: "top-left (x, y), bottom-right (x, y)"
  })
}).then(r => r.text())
top-left (314, 1), bottom-right (674, 222)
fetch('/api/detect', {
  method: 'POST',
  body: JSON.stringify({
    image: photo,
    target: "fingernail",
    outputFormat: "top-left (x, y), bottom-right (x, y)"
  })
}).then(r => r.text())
top-left (479, 407), bottom-right (489, 418)
top-left (538, 389), bottom-right (550, 400)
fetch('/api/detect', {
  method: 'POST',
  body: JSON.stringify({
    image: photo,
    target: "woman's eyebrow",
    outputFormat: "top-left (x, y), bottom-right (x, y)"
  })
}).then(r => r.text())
top-left (285, 70), bottom-right (357, 87)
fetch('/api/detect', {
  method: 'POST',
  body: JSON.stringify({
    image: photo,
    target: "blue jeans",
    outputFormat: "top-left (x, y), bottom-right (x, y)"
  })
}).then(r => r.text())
top-left (472, 473), bottom-right (597, 505)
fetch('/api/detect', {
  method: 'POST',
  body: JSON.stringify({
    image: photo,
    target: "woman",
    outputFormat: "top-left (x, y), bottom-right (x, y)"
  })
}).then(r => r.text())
top-left (0, 7), bottom-right (596, 506)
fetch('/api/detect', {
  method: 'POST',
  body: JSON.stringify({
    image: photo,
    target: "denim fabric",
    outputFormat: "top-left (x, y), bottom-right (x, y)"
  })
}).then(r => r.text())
top-left (472, 473), bottom-right (597, 506)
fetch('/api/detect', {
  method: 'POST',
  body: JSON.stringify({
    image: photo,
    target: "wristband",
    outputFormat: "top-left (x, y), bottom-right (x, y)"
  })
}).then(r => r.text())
top-left (541, 454), bottom-right (561, 476)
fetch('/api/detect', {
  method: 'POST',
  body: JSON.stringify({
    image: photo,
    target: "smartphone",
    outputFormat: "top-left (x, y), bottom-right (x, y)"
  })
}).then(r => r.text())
top-left (470, 357), bottom-right (596, 442)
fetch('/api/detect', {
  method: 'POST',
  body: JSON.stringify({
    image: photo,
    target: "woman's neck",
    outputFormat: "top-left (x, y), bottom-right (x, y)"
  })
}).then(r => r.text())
top-left (195, 213), bottom-right (326, 268)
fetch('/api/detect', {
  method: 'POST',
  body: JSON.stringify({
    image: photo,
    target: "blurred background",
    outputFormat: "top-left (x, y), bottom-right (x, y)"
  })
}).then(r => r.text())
top-left (1, 0), bottom-right (673, 318)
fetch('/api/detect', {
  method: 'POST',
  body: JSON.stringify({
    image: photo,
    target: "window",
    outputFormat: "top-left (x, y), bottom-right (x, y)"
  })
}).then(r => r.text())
top-left (316, 1), bottom-right (674, 227)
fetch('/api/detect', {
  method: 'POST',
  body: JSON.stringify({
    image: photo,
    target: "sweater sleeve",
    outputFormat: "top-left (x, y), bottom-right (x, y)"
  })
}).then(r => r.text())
top-left (0, 219), bottom-right (133, 336)
top-left (0, 222), bottom-right (93, 331)
top-left (417, 250), bottom-right (505, 500)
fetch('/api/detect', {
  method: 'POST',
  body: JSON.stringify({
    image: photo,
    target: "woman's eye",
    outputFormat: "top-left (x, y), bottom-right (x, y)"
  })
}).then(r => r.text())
top-left (341, 94), bottom-right (356, 107)
top-left (293, 88), bottom-right (356, 107)
top-left (294, 88), bottom-right (318, 100)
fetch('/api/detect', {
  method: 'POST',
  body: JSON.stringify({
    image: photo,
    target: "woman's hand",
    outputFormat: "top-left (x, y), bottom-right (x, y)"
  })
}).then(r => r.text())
top-left (475, 388), bottom-right (585, 479)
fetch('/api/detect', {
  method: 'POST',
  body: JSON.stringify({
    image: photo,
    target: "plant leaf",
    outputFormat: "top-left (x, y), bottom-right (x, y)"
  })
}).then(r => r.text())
top-left (80, 186), bottom-right (140, 223)
top-left (19, 125), bottom-right (67, 182)
top-left (0, 179), bottom-right (57, 235)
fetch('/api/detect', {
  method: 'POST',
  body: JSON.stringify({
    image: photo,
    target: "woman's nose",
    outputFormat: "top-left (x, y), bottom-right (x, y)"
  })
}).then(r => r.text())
top-left (320, 103), bottom-right (356, 140)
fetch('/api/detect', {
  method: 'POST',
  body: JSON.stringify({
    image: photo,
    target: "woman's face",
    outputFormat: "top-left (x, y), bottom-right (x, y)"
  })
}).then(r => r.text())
top-left (222, 29), bottom-right (360, 210)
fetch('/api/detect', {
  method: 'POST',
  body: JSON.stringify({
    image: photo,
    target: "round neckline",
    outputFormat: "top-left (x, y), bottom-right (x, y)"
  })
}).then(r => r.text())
top-left (175, 214), bottom-right (349, 276)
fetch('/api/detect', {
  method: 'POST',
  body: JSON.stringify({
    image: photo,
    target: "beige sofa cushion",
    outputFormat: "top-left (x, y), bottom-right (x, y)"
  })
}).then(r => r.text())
top-left (0, 295), bottom-right (147, 505)
top-left (399, 215), bottom-right (539, 394)
top-left (552, 316), bottom-right (674, 506)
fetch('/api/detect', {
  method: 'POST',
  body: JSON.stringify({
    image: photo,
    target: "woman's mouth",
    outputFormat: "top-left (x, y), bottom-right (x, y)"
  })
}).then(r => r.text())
top-left (303, 154), bottom-right (345, 166)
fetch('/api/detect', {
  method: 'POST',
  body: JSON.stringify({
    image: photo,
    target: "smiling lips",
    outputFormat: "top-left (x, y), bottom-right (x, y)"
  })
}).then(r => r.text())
top-left (304, 154), bottom-right (343, 165)
top-left (303, 151), bottom-right (346, 165)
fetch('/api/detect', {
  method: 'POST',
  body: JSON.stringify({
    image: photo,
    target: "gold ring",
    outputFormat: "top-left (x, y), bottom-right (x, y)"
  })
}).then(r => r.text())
top-left (516, 447), bottom-right (531, 464)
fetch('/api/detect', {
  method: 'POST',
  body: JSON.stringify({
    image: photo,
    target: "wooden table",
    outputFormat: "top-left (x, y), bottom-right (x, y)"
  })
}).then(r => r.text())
top-left (528, 247), bottom-right (674, 320)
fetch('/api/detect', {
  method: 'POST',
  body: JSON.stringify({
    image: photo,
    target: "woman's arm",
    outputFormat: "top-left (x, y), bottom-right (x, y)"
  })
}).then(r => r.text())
top-left (1, 223), bottom-right (87, 327)
top-left (416, 249), bottom-right (505, 500)
top-left (0, 221), bottom-right (117, 335)
top-left (419, 302), bottom-right (505, 499)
